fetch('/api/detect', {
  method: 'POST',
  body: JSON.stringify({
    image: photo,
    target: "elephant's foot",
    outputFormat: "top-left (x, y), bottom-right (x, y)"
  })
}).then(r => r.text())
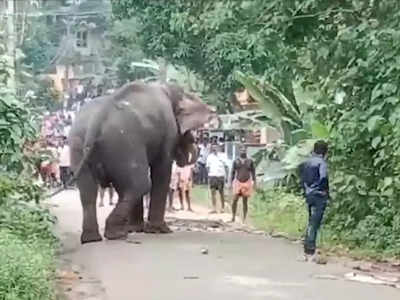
top-left (104, 223), bottom-right (128, 240)
top-left (144, 221), bottom-right (173, 234)
top-left (127, 222), bottom-right (144, 233)
top-left (81, 230), bottom-right (103, 244)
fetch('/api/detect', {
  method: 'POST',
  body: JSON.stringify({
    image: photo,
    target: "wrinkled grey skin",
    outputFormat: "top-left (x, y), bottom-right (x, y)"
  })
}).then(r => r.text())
top-left (69, 82), bottom-right (216, 243)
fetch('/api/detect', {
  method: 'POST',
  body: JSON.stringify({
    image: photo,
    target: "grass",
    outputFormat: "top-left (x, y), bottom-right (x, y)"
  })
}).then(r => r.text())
top-left (249, 189), bottom-right (398, 262)
top-left (192, 185), bottom-right (211, 208)
top-left (250, 190), bottom-right (307, 239)
top-left (191, 185), bottom-right (236, 213)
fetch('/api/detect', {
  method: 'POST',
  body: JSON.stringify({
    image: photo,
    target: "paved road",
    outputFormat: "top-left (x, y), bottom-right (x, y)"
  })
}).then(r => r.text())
top-left (51, 190), bottom-right (399, 300)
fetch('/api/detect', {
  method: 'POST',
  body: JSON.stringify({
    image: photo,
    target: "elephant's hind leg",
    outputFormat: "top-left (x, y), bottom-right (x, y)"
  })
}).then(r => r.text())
top-left (105, 163), bottom-right (151, 240)
top-left (105, 191), bottom-right (146, 240)
top-left (78, 169), bottom-right (102, 244)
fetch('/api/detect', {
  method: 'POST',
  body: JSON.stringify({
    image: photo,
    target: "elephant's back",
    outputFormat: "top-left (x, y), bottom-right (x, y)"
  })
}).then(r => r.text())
top-left (112, 83), bottom-right (177, 137)
top-left (102, 83), bottom-right (178, 161)
top-left (68, 97), bottom-right (108, 169)
top-left (69, 98), bottom-right (106, 139)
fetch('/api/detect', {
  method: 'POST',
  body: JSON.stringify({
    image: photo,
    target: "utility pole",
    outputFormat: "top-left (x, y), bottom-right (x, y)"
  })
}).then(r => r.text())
top-left (6, 0), bottom-right (16, 91)
top-left (61, 17), bottom-right (75, 108)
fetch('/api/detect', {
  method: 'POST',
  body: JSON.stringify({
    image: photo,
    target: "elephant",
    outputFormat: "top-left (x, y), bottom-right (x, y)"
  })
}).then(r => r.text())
top-left (68, 81), bottom-right (217, 244)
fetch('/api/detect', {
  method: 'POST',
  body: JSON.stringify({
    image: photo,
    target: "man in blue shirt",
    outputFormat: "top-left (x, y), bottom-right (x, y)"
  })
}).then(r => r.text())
top-left (299, 140), bottom-right (329, 261)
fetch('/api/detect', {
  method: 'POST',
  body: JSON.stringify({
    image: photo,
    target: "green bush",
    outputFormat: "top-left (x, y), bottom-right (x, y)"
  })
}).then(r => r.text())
top-left (0, 175), bottom-right (57, 242)
top-left (0, 230), bottom-right (55, 300)
top-left (1, 19), bottom-right (57, 300)
top-left (0, 200), bottom-right (57, 242)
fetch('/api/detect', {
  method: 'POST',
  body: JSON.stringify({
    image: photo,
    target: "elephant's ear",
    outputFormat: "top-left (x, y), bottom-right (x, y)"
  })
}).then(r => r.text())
top-left (176, 93), bottom-right (216, 133)
top-left (161, 83), bottom-right (216, 133)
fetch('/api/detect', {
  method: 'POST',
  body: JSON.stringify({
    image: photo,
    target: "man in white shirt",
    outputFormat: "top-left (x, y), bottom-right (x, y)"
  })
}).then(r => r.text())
top-left (58, 138), bottom-right (71, 189)
top-left (206, 144), bottom-right (229, 213)
top-left (197, 137), bottom-right (210, 184)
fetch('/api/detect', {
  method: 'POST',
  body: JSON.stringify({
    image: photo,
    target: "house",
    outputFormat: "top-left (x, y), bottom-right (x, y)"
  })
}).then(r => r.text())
top-left (227, 88), bottom-right (281, 145)
top-left (42, 0), bottom-right (111, 104)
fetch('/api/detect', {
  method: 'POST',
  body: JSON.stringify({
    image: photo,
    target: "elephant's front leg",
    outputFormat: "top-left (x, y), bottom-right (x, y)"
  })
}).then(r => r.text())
top-left (127, 197), bottom-right (145, 233)
top-left (145, 161), bottom-right (172, 233)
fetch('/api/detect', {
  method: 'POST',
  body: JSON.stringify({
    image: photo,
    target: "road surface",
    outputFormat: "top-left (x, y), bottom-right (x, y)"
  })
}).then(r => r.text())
top-left (51, 189), bottom-right (399, 300)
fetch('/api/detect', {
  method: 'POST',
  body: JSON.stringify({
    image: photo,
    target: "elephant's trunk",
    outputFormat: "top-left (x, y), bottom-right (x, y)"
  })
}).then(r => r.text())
top-left (187, 143), bottom-right (198, 165)
top-left (175, 131), bottom-right (198, 167)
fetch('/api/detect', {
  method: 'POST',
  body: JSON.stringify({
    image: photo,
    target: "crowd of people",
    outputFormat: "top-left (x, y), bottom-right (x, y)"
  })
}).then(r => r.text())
top-left (36, 111), bottom-right (75, 189)
top-left (168, 134), bottom-right (257, 223)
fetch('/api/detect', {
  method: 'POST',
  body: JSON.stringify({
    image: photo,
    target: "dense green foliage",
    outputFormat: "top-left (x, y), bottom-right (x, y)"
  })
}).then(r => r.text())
top-left (0, 58), bottom-right (39, 172)
top-left (0, 92), bottom-right (57, 300)
top-left (114, 0), bottom-right (400, 256)
top-left (19, 17), bottom-right (62, 112)
top-left (21, 19), bottom-right (59, 73)
top-left (106, 18), bottom-right (148, 84)
top-left (1, 29), bottom-right (57, 299)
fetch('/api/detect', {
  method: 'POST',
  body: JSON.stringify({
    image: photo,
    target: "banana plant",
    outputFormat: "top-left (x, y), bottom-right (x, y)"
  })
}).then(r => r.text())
top-left (233, 71), bottom-right (329, 184)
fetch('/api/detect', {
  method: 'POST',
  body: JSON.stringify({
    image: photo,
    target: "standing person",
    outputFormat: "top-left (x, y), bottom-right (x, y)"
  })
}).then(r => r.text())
top-left (99, 185), bottom-right (115, 207)
top-left (197, 137), bottom-right (210, 184)
top-left (177, 164), bottom-right (194, 212)
top-left (206, 144), bottom-right (229, 213)
top-left (63, 119), bottom-right (72, 138)
top-left (299, 140), bottom-right (329, 262)
top-left (231, 147), bottom-right (256, 223)
top-left (168, 161), bottom-right (179, 211)
top-left (143, 169), bottom-right (151, 214)
top-left (143, 193), bottom-right (150, 210)
top-left (58, 137), bottom-right (71, 189)
top-left (43, 141), bottom-right (59, 188)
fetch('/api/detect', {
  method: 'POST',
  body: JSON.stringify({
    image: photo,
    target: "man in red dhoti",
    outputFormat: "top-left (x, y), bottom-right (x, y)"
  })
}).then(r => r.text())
top-left (231, 147), bottom-right (256, 223)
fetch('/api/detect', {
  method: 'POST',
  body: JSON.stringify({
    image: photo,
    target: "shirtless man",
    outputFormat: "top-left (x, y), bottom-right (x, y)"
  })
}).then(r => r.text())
top-left (168, 161), bottom-right (179, 211)
top-left (177, 164), bottom-right (194, 212)
top-left (231, 147), bottom-right (256, 222)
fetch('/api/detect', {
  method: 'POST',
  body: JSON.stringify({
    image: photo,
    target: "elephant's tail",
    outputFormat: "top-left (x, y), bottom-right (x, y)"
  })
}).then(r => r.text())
top-left (47, 145), bottom-right (94, 198)
top-left (48, 101), bottom-right (104, 198)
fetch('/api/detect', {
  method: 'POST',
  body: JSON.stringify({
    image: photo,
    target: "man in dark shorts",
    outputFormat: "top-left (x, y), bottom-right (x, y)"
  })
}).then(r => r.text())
top-left (231, 147), bottom-right (256, 223)
top-left (206, 145), bottom-right (229, 213)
